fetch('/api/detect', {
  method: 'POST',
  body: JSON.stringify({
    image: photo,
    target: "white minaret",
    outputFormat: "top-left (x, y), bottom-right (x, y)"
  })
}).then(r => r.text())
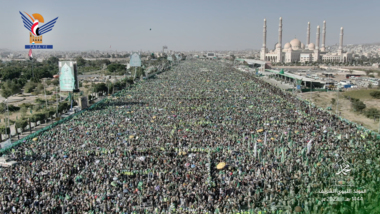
top-left (307, 22), bottom-right (310, 45)
top-left (313, 25), bottom-right (321, 62)
top-left (278, 17), bottom-right (282, 47)
top-left (321, 21), bottom-right (326, 51)
top-left (276, 17), bottom-right (283, 63)
top-left (338, 27), bottom-right (344, 55)
top-left (260, 19), bottom-right (267, 61)
top-left (316, 25), bottom-right (320, 50)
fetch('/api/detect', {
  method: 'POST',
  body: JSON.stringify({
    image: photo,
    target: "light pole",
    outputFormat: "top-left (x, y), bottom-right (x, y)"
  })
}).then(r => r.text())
top-left (4, 99), bottom-right (9, 140)
top-left (336, 86), bottom-right (339, 115)
top-left (56, 87), bottom-right (59, 119)
top-left (44, 80), bottom-right (48, 109)
top-left (107, 81), bottom-right (110, 96)
top-left (27, 108), bottom-right (31, 133)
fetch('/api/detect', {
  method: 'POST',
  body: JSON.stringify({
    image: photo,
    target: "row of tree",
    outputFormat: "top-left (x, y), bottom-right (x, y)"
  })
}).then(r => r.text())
top-left (332, 94), bottom-right (380, 120)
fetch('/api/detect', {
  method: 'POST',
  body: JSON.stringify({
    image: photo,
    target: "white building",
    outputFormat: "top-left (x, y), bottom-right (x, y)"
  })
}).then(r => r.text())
top-left (260, 18), bottom-right (352, 64)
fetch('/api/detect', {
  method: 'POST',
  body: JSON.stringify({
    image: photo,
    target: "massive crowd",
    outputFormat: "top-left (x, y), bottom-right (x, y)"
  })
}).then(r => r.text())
top-left (0, 60), bottom-right (380, 214)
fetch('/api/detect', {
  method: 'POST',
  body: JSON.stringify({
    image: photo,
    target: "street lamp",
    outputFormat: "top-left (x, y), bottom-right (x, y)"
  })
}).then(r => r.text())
top-left (56, 87), bottom-right (59, 118)
top-left (44, 79), bottom-right (48, 109)
top-left (4, 99), bottom-right (9, 140)
top-left (27, 107), bottom-right (31, 133)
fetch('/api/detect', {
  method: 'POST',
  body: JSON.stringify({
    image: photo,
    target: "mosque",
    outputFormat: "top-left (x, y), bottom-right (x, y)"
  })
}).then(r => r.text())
top-left (260, 17), bottom-right (352, 63)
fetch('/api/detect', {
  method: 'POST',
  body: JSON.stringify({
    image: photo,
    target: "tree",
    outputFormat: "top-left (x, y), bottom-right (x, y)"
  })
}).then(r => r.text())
top-left (365, 108), bottom-right (380, 119)
top-left (0, 103), bottom-right (5, 112)
top-left (364, 70), bottom-right (371, 76)
top-left (45, 79), bottom-right (52, 86)
top-left (93, 83), bottom-right (108, 93)
top-left (24, 82), bottom-right (37, 93)
top-left (368, 83), bottom-right (373, 88)
top-left (20, 106), bottom-right (27, 117)
top-left (58, 102), bottom-right (70, 113)
top-left (45, 56), bottom-right (59, 65)
top-left (370, 91), bottom-right (380, 99)
top-left (352, 100), bottom-right (366, 112)
top-left (34, 66), bottom-right (53, 79)
top-left (0, 67), bottom-right (22, 80)
top-left (107, 63), bottom-right (126, 72)
top-left (349, 70), bottom-right (353, 74)
top-left (15, 119), bottom-right (28, 129)
top-left (75, 56), bottom-right (86, 67)
top-left (2, 80), bottom-right (21, 95)
top-left (331, 98), bottom-right (336, 105)
top-left (52, 79), bottom-right (59, 86)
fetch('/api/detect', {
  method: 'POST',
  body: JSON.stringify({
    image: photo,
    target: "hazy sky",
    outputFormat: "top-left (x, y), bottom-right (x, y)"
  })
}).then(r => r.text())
top-left (1, 0), bottom-right (379, 52)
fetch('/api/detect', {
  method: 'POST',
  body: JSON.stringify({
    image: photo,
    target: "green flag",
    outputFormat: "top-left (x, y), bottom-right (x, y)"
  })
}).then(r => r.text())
top-left (138, 181), bottom-right (143, 190)
top-left (281, 147), bottom-right (285, 163)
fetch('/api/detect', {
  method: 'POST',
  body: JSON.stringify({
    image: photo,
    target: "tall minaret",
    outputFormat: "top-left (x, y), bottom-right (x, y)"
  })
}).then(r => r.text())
top-left (276, 17), bottom-right (283, 63)
top-left (307, 22), bottom-right (310, 45)
top-left (313, 25), bottom-right (321, 62)
top-left (338, 27), bottom-right (344, 55)
top-left (260, 19), bottom-right (267, 61)
top-left (316, 25), bottom-right (320, 50)
top-left (278, 17), bottom-right (282, 47)
top-left (321, 21), bottom-right (326, 51)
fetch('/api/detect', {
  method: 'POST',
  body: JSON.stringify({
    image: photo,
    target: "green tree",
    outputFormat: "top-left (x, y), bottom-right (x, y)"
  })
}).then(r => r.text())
top-left (20, 106), bottom-right (27, 117)
top-left (1, 86), bottom-right (12, 98)
top-left (368, 83), bottom-right (373, 88)
top-left (0, 103), bottom-right (5, 112)
top-left (24, 82), bottom-right (37, 93)
top-left (45, 56), bottom-right (59, 65)
top-left (108, 63), bottom-right (126, 72)
top-left (76, 56), bottom-right (86, 67)
top-left (352, 100), bottom-right (366, 112)
top-left (52, 79), bottom-right (59, 86)
top-left (364, 108), bottom-right (380, 119)
top-left (58, 102), bottom-right (70, 113)
top-left (93, 83), bottom-right (108, 93)
top-left (15, 119), bottom-right (28, 129)
top-left (0, 67), bottom-right (22, 80)
top-left (1, 80), bottom-right (21, 96)
top-left (36, 83), bottom-right (44, 91)
top-left (34, 66), bottom-right (53, 79)
top-left (369, 91), bottom-right (380, 99)
top-left (331, 98), bottom-right (336, 105)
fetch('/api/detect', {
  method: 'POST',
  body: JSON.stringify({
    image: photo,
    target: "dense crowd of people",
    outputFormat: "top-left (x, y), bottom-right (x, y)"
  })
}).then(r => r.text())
top-left (0, 60), bottom-right (380, 213)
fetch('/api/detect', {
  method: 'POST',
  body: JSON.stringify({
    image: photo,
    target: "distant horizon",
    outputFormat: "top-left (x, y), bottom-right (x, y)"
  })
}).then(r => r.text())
top-left (1, 0), bottom-right (380, 52)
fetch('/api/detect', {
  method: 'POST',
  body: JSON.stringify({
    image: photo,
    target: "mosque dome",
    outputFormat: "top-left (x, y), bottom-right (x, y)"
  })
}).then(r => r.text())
top-left (308, 43), bottom-right (315, 50)
top-left (290, 38), bottom-right (301, 50)
top-left (301, 43), bottom-right (305, 49)
top-left (274, 42), bottom-right (278, 50)
top-left (284, 43), bottom-right (291, 49)
top-left (276, 43), bottom-right (282, 49)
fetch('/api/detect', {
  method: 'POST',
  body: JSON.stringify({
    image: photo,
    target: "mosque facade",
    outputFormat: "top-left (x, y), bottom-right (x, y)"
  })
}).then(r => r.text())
top-left (260, 18), bottom-right (352, 63)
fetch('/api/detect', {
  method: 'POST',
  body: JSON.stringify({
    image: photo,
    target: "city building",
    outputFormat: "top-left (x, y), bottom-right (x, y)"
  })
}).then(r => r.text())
top-left (260, 18), bottom-right (352, 63)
